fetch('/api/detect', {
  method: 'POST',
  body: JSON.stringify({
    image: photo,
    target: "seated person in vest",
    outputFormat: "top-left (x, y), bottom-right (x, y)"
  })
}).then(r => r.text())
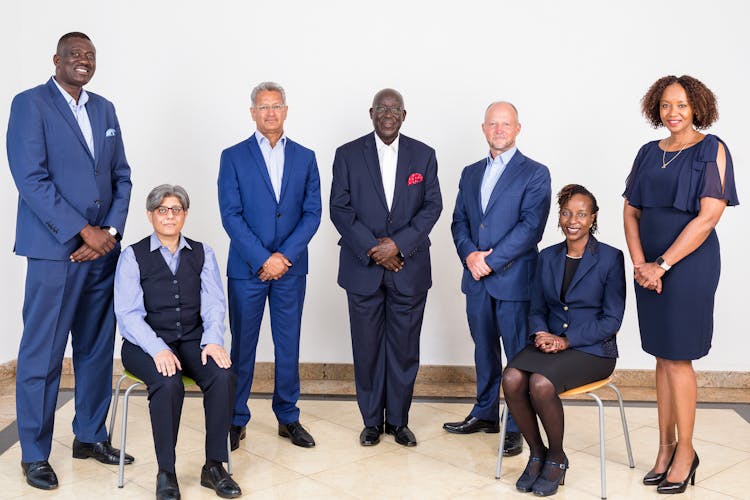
top-left (501, 184), bottom-right (626, 496)
top-left (114, 185), bottom-right (241, 500)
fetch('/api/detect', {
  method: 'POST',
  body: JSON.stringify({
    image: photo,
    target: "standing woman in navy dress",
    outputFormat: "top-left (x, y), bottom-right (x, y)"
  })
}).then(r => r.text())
top-left (623, 75), bottom-right (739, 494)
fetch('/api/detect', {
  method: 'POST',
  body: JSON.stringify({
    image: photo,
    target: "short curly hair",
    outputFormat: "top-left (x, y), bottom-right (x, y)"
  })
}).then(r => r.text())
top-left (557, 184), bottom-right (598, 235)
top-left (641, 75), bottom-right (718, 130)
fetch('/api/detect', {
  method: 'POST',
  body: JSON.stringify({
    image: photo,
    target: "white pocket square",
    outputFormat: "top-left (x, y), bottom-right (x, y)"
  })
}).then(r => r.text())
top-left (105, 128), bottom-right (116, 137)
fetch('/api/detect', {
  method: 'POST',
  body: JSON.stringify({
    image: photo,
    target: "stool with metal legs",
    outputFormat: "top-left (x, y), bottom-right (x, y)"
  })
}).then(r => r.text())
top-left (108, 370), bottom-right (233, 488)
top-left (494, 376), bottom-right (634, 499)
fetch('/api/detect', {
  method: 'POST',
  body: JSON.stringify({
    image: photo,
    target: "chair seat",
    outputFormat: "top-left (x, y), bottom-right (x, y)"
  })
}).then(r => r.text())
top-left (122, 369), bottom-right (197, 386)
top-left (559, 376), bottom-right (612, 397)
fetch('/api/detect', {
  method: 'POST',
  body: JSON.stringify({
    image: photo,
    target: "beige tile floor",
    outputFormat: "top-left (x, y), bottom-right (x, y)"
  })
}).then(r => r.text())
top-left (1, 386), bottom-right (749, 499)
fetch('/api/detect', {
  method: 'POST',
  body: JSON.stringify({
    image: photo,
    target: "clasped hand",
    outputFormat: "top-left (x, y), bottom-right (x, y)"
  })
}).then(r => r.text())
top-left (368, 237), bottom-right (403, 272)
top-left (70, 225), bottom-right (116, 262)
top-left (466, 249), bottom-right (493, 281)
top-left (633, 262), bottom-right (664, 294)
top-left (534, 331), bottom-right (569, 353)
top-left (258, 252), bottom-right (291, 281)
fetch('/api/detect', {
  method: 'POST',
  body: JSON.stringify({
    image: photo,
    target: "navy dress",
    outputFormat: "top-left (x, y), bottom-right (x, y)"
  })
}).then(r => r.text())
top-left (624, 134), bottom-right (739, 360)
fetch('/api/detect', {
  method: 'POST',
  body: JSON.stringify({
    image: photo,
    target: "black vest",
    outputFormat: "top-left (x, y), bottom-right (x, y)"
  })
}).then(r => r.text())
top-left (132, 236), bottom-right (205, 344)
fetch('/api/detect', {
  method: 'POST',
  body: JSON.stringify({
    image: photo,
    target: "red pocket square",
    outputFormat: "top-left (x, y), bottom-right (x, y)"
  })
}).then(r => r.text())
top-left (407, 173), bottom-right (423, 186)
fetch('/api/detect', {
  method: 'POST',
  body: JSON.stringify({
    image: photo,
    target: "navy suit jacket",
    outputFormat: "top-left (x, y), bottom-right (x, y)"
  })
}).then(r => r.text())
top-left (330, 132), bottom-right (442, 296)
top-left (7, 78), bottom-right (132, 259)
top-left (451, 150), bottom-right (551, 300)
top-left (529, 237), bottom-right (626, 358)
top-left (218, 135), bottom-right (321, 279)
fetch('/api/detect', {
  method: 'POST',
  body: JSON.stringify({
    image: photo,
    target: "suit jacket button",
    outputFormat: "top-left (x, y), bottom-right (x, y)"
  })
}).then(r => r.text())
top-left (562, 323), bottom-right (568, 329)
top-left (480, 223), bottom-right (485, 229)
top-left (176, 321), bottom-right (181, 327)
top-left (563, 306), bottom-right (569, 311)
top-left (276, 212), bottom-right (281, 218)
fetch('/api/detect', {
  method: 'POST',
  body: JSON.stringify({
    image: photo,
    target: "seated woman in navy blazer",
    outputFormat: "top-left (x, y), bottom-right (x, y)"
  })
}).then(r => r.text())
top-left (502, 184), bottom-right (626, 496)
top-left (114, 185), bottom-right (241, 500)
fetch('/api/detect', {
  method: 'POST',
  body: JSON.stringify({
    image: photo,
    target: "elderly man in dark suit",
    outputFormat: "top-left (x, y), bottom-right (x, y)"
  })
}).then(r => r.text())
top-left (330, 88), bottom-right (442, 447)
top-left (446, 101), bottom-right (551, 457)
top-left (6, 32), bottom-right (132, 490)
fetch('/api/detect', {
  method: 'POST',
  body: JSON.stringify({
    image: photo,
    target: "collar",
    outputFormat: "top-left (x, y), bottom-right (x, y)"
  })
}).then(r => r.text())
top-left (254, 130), bottom-right (286, 148)
top-left (487, 146), bottom-right (517, 167)
top-left (374, 132), bottom-right (400, 153)
top-left (52, 76), bottom-right (89, 107)
top-left (149, 232), bottom-right (191, 252)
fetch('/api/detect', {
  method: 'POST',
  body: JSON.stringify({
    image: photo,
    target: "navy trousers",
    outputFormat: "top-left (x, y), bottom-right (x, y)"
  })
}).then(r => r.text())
top-left (121, 339), bottom-right (235, 472)
top-left (347, 273), bottom-right (427, 428)
top-left (228, 274), bottom-right (306, 426)
top-left (465, 289), bottom-right (530, 433)
top-left (16, 252), bottom-right (118, 462)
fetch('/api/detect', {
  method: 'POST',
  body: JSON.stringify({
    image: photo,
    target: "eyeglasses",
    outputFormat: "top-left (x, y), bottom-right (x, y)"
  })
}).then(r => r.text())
top-left (373, 106), bottom-right (403, 116)
top-left (154, 206), bottom-right (184, 215)
top-left (254, 104), bottom-right (287, 112)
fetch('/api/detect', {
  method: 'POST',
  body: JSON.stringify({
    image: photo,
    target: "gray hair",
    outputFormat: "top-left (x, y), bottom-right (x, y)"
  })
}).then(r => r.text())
top-left (251, 81), bottom-right (286, 106)
top-left (146, 184), bottom-right (190, 211)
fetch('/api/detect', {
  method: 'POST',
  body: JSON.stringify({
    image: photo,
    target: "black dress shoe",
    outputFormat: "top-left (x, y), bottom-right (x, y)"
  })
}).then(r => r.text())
top-left (644, 446), bottom-right (676, 485)
top-left (201, 463), bottom-right (242, 498)
top-left (503, 431), bottom-right (523, 457)
top-left (657, 452), bottom-right (699, 494)
top-left (385, 423), bottom-right (417, 447)
top-left (156, 471), bottom-right (180, 500)
top-left (359, 424), bottom-right (384, 446)
top-left (443, 415), bottom-right (500, 434)
top-left (21, 461), bottom-right (58, 490)
top-left (278, 421), bottom-right (315, 448)
top-left (72, 438), bottom-right (134, 465)
top-left (229, 425), bottom-right (246, 451)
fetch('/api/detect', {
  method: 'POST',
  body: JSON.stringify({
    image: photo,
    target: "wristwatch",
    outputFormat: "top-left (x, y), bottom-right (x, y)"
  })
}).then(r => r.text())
top-left (103, 226), bottom-right (122, 241)
top-left (656, 256), bottom-right (671, 271)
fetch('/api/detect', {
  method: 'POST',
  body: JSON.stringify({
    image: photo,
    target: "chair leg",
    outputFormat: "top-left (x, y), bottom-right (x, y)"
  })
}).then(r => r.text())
top-left (118, 382), bottom-right (142, 488)
top-left (606, 383), bottom-right (634, 468)
top-left (495, 403), bottom-right (508, 479)
top-left (588, 392), bottom-right (607, 499)
top-left (227, 433), bottom-right (232, 475)
top-left (108, 374), bottom-right (127, 443)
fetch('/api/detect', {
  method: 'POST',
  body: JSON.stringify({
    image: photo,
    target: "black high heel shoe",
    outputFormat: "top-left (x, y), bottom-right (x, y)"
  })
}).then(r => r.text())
top-left (657, 452), bottom-right (699, 494)
top-left (516, 448), bottom-right (547, 492)
top-left (643, 445), bottom-right (677, 485)
top-left (531, 455), bottom-right (568, 497)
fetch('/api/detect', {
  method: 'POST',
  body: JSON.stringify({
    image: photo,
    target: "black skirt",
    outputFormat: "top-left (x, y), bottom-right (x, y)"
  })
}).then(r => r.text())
top-left (506, 345), bottom-right (615, 393)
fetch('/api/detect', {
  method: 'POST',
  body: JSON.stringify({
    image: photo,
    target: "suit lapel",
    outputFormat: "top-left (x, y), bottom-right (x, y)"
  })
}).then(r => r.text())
top-left (279, 140), bottom-right (294, 203)
top-left (551, 243), bottom-right (566, 303)
top-left (363, 133), bottom-right (389, 211)
top-left (391, 136), bottom-right (411, 213)
top-left (88, 101), bottom-right (104, 169)
top-left (484, 151), bottom-right (526, 215)
top-left (46, 79), bottom-right (94, 163)
top-left (566, 237), bottom-right (599, 295)
top-left (245, 137), bottom-right (277, 201)
top-left (467, 162), bottom-right (485, 217)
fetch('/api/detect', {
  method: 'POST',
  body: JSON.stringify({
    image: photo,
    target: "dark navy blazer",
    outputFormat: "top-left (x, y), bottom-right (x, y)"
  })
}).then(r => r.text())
top-left (7, 78), bottom-right (132, 259)
top-left (452, 150), bottom-right (551, 301)
top-left (330, 132), bottom-right (442, 296)
top-left (218, 136), bottom-right (321, 279)
top-left (529, 237), bottom-right (626, 358)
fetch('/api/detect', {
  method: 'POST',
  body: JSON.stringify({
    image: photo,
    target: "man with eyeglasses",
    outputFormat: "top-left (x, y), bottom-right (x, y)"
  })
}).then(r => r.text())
top-left (446, 101), bottom-right (551, 457)
top-left (330, 88), bottom-right (442, 447)
top-left (218, 81), bottom-right (321, 450)
top-left (7, 32), bottom-right (132, 490)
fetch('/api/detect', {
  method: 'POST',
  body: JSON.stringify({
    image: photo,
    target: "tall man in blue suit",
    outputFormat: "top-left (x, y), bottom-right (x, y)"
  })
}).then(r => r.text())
top-left (446, 102), bottom-right (551, 457)
top-left (7, 32), bottom-right (133, 490)
top-left (218, 82), bottom-right (321, 450)
top-left (330, 89), bottom-right (442, 447)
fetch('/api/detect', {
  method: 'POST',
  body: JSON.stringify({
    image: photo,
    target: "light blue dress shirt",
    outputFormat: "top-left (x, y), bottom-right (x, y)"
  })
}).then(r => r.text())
top-left (480, 146), bottom-right (517, 212)
top-left (255, 130), bottom-right (286, 202)
top-left (52, 76), bottom-right (95, 159)
top-left (114, 233), bottom-right (226, 357)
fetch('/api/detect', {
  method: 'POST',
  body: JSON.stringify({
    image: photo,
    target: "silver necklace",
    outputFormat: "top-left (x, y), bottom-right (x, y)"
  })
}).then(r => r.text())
top-left (661, 140), bottom-right (689, 169)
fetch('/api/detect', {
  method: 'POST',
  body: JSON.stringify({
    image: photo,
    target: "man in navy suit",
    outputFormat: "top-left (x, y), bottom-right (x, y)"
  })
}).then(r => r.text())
top-left (446, 102), bottom-right (551, 457)
top-left (7, 32), bottom-right (133, 490)
top-left (218, 82), bottom-right (321, 450)
top-left (330, 89), bottom-right (442, 447)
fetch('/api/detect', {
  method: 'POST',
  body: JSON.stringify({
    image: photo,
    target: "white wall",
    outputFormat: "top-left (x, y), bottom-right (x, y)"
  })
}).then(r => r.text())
top-left (1, 1), bottom-right (747, 371)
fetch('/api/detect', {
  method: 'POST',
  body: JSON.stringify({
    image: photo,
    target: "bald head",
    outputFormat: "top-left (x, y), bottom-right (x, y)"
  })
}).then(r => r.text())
top-left (370, 88), bottom-right (406, 145)
top-left (482, 101), bottom-right (521, 157)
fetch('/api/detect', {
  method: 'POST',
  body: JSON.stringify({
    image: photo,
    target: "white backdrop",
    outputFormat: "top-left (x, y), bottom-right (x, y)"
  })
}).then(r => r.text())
top-left (0, 1), bottom-right (747, 371)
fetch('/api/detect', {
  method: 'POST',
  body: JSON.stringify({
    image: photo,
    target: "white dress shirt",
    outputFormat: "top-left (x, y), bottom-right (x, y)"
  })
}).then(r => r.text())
top-left (375, 133), bottom-right (399, 210)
